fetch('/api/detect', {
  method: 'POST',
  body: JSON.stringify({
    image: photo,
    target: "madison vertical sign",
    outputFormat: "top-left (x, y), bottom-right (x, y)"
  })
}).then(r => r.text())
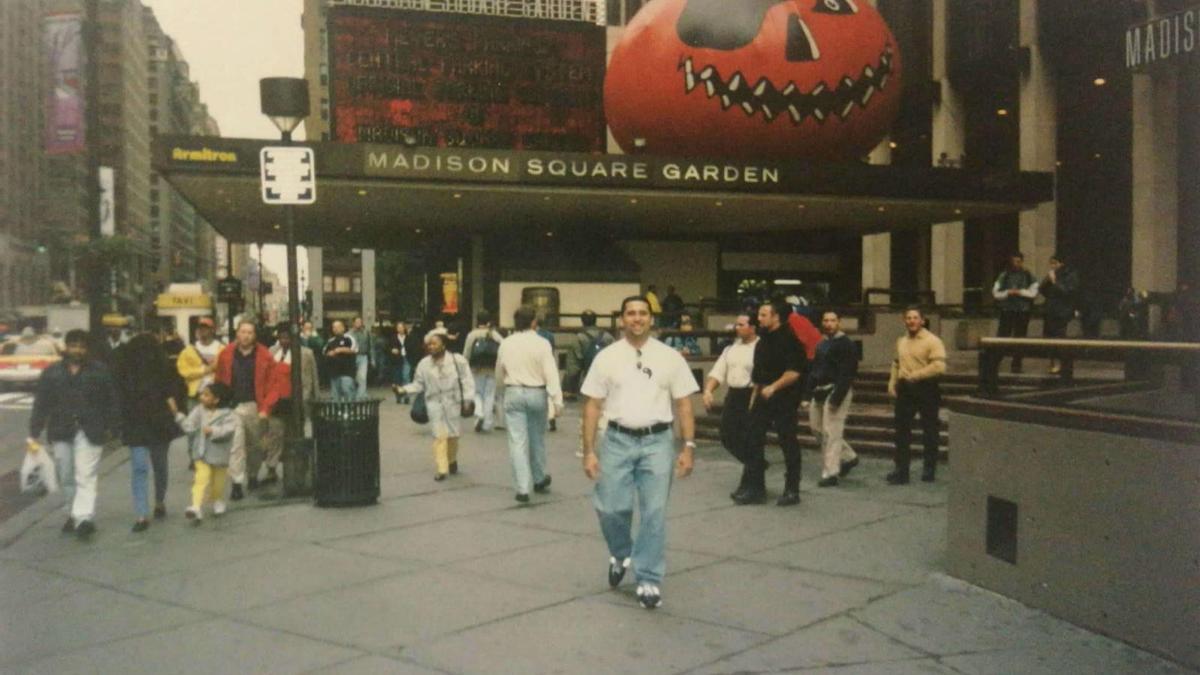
top-left (327, 6), bottom-right (606, 152)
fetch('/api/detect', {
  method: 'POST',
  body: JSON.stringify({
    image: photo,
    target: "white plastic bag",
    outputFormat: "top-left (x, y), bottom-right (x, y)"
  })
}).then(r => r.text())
top-left (20, 445), bottom-right (59, 494)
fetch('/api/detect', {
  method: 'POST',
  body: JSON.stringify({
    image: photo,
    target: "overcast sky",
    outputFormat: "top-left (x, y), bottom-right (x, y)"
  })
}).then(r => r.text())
top-left (143, 0), bottom-right (308, 282)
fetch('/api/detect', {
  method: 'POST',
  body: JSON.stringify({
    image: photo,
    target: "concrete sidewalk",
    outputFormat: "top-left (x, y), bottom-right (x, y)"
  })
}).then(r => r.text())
top-left (0, 392), bottom-right (1191, 674)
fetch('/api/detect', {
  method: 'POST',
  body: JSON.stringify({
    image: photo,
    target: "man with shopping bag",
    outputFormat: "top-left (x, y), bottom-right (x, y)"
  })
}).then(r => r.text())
top-left (28, 329), bottom-right (120, 539)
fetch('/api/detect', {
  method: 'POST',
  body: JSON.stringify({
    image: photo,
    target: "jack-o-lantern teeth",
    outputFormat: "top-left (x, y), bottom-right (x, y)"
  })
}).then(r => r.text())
top-left (677, 45), bottom-right (894, 125)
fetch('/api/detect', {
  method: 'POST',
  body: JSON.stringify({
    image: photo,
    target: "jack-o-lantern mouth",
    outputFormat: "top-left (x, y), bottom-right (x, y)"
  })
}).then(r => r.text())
top-left (678, 45), bottom-right (894, 124)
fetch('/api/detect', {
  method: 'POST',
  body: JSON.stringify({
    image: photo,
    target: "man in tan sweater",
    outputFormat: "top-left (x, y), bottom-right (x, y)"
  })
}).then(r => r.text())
top-left (887, 307), bottom-right (947, 484)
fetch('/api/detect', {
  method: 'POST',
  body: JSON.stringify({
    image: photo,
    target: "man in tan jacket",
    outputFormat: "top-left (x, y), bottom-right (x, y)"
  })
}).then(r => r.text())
top-left (887, 307), bottom-right (946, 484)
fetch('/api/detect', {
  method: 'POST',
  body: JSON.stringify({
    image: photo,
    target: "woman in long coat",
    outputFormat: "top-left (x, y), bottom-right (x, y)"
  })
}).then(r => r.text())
top-left (114, 333), bottom-right (184, 532)
top-left (404, 332), bottom-right (474, 481)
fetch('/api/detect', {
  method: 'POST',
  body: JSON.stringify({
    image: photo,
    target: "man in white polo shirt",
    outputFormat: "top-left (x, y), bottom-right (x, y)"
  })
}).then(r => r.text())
top-left (581, 295), bottom-right (699, 610)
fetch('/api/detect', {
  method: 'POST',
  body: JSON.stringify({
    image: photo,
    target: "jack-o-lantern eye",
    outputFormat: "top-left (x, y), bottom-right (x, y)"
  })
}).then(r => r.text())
top-left (677, 0), bottom-right (791, 50)
top-left (786, 14), bottom-right (820, 61)
top-left (813, 0), bottom-right (858, 15)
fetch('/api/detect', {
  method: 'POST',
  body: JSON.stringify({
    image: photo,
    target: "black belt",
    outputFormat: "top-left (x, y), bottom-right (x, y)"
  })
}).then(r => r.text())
top-left (608, 421), bottom-right (671, 437)
top-left (508, 384), bottom-right (545, 388)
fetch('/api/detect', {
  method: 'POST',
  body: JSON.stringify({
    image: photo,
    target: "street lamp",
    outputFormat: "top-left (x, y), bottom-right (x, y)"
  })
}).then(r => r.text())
top-left (260, 77), bottom-right (310, 496)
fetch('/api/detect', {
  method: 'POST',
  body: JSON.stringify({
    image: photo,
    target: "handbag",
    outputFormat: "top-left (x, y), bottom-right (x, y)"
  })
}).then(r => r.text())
top-left (410, 391), bottom-right (429, 424)
top-left (452, 356), bottom-right (475, 418)
top-left (20, 443), bottom-right (59, 494)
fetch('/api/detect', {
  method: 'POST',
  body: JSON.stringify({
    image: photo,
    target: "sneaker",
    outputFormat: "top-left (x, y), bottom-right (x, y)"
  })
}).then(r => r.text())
top-left (185, 506), bottom-right (203, 523)
top-left (434, 473), bottom-right (447, 482)
top-left (533, 475), bottom-right (552, 493)
top-left (608, 556), bottom-right (630, 587)
top-left (514, 492), bottom-right (530, 504)
top-left (548, 419), bottom-right (557, 432)
top-left (636, 583), bottom-right (662, 609)
top-left (475, 419), bottom-right (484, 432)
top-left (131, 519), bottom-right (150, 533)
top-left (230, 483), bottom-right (245, 501)
top-left (212, 501), bottom-right (227, 516)
top-left (449, 461), bottom-right (459, 475)
top-left (75, 520), bottom-right (96, 539)
top-left (153, 503), bottom-right (167, 519)
top-left (61, 516), bottom-right (75, 534)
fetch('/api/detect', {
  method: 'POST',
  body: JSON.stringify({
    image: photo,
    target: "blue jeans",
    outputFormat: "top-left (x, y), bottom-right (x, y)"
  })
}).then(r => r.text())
top-left (130, 444), bottom-right (169, 519)
top-left (592, 428), bottom-right (675, 585)
top-left (391, 360), bottom-right (412, 387)
top-left (355, 355), bottom-right (369, 398)
top-left (474, 373), bottom-right (497, 431)
top-left (503, 386), bottom-right (548, 494)
top-left (331, 375), bottom-right (356, 401)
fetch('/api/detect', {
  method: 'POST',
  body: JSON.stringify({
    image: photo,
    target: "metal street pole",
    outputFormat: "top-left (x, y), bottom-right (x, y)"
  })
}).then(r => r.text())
top-left (85, 0), bottom-right (104, 334)
top-left (282, 129), bottom-right (307, 497)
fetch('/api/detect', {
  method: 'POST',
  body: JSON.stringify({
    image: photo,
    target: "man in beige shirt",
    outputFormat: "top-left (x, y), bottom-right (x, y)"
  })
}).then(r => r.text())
top-left (887, 307), bottom-right (946, 484)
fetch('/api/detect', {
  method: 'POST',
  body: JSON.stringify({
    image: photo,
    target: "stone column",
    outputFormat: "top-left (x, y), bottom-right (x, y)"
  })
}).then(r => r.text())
top-left (1018, 0), bottom-right (1057, 272)
top-left (862, 140), bottom-right (892, 303)
top-left (360, 248), bottom-right (376, 327)
top-left (929, 0), bottom-right (965, 306)
top-left (1130, 70), bottom-right (1179, 294)
top-left (307, 246), bottom-right (323, 327)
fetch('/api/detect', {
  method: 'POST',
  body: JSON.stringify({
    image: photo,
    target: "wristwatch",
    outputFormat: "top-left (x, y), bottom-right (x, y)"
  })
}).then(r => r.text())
top-left (682, 440), bottom-right (697, 449)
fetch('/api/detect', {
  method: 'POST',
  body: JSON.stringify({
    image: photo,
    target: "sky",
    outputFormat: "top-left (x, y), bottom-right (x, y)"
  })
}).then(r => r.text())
top-left (143, 0), bottom-right (308, 283)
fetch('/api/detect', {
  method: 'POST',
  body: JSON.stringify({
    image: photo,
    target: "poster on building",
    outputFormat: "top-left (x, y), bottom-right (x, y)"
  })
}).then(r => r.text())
top-left (98, 167), bottom-right (115, 237)
top-left (328, 6), bottom-right (606, 152)
top-left (44, 13), bottom-right (85, 155)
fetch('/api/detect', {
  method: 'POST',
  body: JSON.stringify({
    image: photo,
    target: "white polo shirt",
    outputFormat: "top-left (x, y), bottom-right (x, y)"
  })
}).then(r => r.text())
top-left (580, 337), bottom-right (699, 428)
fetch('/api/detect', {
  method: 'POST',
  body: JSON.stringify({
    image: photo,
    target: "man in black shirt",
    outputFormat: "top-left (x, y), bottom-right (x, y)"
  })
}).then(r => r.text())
top-left (738, 300), bottom-right (806, 506)
top-left (323, 320), bottom-right (358, 401)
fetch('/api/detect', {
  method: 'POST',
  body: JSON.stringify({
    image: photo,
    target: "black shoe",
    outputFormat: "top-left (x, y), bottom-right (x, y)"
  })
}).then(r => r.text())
top-left (921, 465), bottom-right (937, 483)
top-left (131, 519), bottom-right (150, 533)
top-left (636, 583), bottom-right (662, 609)
top-left (732, 486), bottom-right (767, 505)
top-left (533, 475), bottom-right (552, 493)
top-left (61, 517), bottom-right (75, 534)
top-left (514, 493), bottom-right (529, 504)
top-left (776, 490), bottom-right (800, 506)
top-left (817, 476), bottom-right (838, 488)
top-left (153, 503), bottom-right (167, 519)
top-left (449, 461), bottom-right (458, 475)
top-left (608, 556), bottom-right (630, 587)
top-left (434, 473), bottom-right (447, 482)
top-left (75, 520), bottom-right (96, 539)
top-left (886, 470), bottom-right (910, 485)
top-left (475, 419), bottom-right (484, 432)
top-left (548, 419), bottom-right (557, 432)
top-left (230, 483), bottom-right (245, 501)
top-left (261, 469), bottom-right (279, 485)
top-left (839, 457), bottom-right (859, 477)
top-left (248, 477), bottom-right (260, 492)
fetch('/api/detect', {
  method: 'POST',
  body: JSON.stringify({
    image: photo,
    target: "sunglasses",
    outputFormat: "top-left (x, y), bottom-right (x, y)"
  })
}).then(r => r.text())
top-left (635, 349), bottom-right (653, 379)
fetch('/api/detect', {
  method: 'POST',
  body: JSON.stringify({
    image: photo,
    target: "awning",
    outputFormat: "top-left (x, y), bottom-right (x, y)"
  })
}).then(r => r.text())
top-left (153, 135), bottom-right (1054, 247)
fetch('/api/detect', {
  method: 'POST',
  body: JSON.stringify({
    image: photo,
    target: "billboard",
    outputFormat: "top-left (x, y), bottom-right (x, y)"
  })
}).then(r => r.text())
top-left (43, 13), bottom-right (85, 155)
top-left (328, 6), bottom-right (606, 152)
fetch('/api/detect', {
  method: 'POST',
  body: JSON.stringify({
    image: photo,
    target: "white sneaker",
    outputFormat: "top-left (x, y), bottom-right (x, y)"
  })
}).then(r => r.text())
top-left (636, 583), bottom-right (663, 609)
top-left (212, 501), bottom-right (227, 516)
top-left (184, 506), bottom-right (203, 523)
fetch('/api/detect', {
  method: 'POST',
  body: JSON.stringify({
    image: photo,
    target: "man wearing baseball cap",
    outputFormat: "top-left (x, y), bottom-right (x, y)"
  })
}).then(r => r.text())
top-left (177, 317), bottom-right (225, 405)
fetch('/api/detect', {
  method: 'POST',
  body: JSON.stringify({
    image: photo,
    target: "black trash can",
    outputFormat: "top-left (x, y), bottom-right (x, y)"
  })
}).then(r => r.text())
top-left (311, 399), bottom-right (381, 507)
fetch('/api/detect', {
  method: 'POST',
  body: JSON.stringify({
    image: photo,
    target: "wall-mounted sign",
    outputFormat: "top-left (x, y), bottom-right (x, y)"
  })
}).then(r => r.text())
top-left (1126, 5), bottom-right (1199, 70)
top-left (43, 13), bottom-right (84, 155)
top-left (328, 6), bottom-right (606, 152)
top-left (260, 147), bottom-right (316, 205)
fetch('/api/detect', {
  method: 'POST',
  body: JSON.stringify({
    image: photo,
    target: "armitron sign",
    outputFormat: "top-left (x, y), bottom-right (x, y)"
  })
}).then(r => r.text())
top-left (1126, 5), bottom-right (1199, 70)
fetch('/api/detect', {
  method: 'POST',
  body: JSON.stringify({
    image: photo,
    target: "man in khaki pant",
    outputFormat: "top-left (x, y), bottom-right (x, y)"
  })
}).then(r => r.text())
top-left (805, 311), bottom-right (859, 487)
top-left (215, 321), bottom-right (278, 500)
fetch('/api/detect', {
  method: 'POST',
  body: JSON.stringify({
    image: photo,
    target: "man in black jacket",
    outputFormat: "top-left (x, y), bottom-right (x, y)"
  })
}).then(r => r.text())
top-left (1039, 253), bottom-right (1079, 376)
top-left (27, 330), bottom-right (120, 539)
top-left (739, 300), bottom-right (807, 506)
top-left (805, 311), bottom-right (859, 487)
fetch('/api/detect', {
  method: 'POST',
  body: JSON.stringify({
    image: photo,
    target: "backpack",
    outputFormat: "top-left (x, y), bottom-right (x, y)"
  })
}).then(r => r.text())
top-left (469, 334), bottom-right (499, 368)
top-left (581, 330), bottom-right (608, 377)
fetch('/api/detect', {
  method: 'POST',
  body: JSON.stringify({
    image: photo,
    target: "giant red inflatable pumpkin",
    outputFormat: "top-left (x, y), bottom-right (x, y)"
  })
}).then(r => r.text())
top-left (605, 0), bottom-right (903, 161)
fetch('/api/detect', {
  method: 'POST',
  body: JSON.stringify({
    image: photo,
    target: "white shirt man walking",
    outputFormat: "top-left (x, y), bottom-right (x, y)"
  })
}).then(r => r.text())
top-left (495, 305), bottom-right (563, 503)
top-left (702, 313), bottom-right (758, 500)
top-left (581, 296), bottom-right (698, 610)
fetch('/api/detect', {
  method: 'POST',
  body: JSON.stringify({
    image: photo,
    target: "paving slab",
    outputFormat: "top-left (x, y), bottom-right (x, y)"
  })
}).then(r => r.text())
top-left (314, 655), bottom-right (447, 675)
top-left (615, 559), bottom-right (891, 636)
top-left (687, 616), bottom-right (925, 674)
top-left (334, 516), bottom-right (569, 564)
top-left (942, 639), bottom-right (1194, 675)
top-left (0, 558), bottom-right (102, 611)
top-left (851, 576), bottom-right (1095, 657)
top-left (117, 543), bottom-right (418, 613)
top-left (747, 509), bottom-right (946, 585)
top-left (483, 494), bottom-right (601, 536)
top-left (35, 528), bottom-right (288, 585)
top-left (781, 659), bottom-right (964, 674)
top-left (237, 567), bottom-right (571, 650)
top-left (404, 596), bottom-right (767, 675)
top-left (13, 618), bottom-right (359, 675)
top-left (667, 495), bottom-right (913, 557)
top-left (451, 535), bottom-right (722, 595)
top-left (0, 587), bottom-right (205, 667)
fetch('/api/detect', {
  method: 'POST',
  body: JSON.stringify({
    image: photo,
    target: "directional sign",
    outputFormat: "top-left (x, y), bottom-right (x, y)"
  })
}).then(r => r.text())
top-left (260, 147), bottom-right (316, 205)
